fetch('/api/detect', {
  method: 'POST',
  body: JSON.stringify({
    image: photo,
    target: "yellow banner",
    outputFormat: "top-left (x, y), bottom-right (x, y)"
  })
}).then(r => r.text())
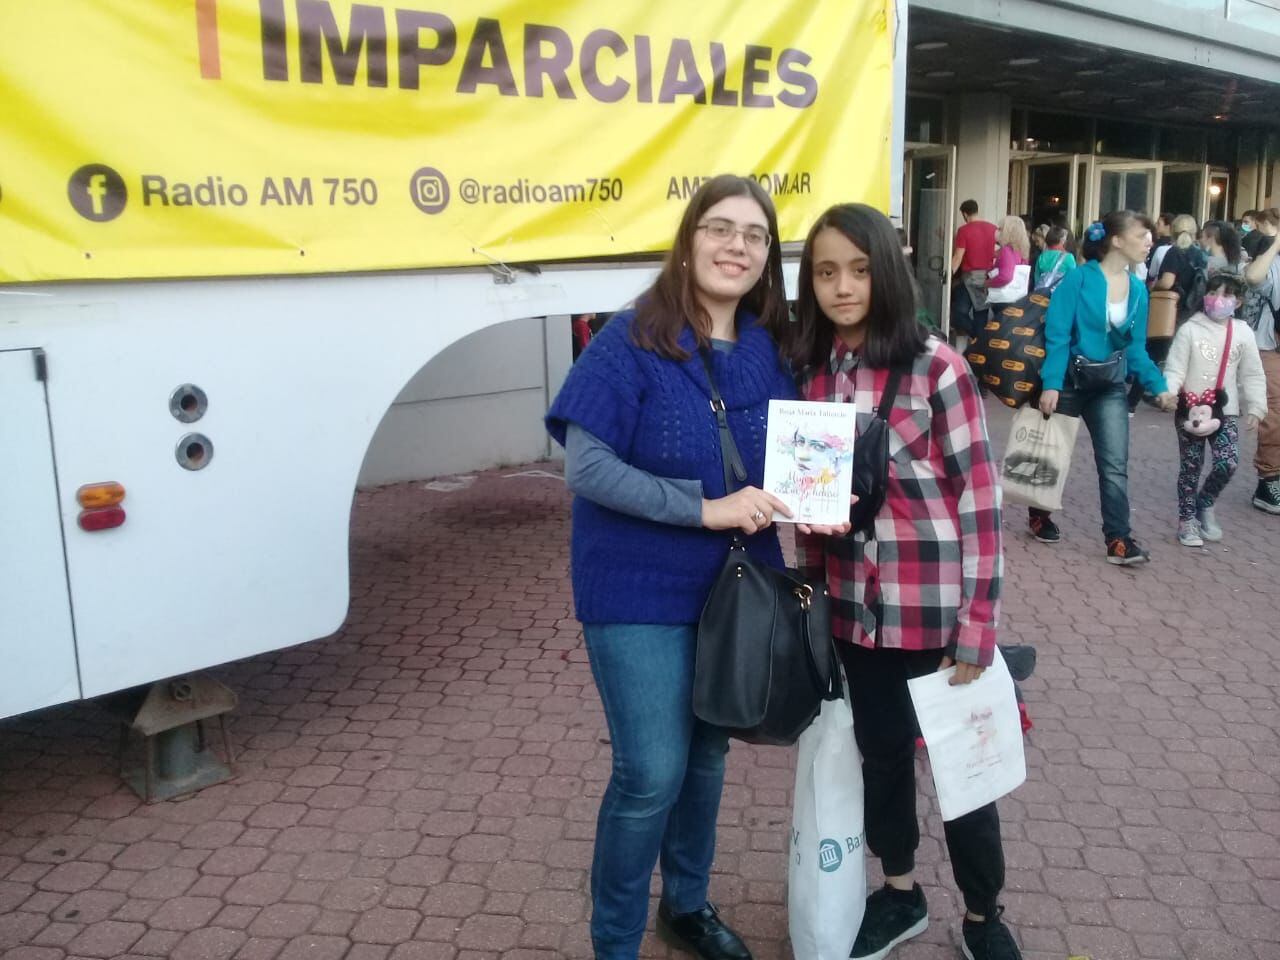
top-left (0, 1), bottom-right (893, 282)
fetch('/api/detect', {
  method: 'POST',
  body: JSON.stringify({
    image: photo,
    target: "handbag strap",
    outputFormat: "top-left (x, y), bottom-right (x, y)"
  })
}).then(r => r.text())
top-left (697, 347), bottom-right (748, 496)
top-left (873, 368), bottom-right (905, 421)
top-left (1214, 319), bottom-right (1234, 393)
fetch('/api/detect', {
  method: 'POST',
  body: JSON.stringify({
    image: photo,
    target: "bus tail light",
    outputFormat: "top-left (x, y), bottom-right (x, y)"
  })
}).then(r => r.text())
top-left (77, 482), bottom-right (127, 531)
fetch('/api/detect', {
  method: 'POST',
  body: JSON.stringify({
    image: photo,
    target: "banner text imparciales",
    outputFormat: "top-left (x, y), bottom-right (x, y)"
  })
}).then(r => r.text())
top-left (232, 2), bottom-right (818, 108)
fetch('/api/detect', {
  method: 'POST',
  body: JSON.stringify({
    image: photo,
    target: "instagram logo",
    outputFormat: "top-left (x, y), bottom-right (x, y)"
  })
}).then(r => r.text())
top-left (68, 164), bottom-right (128, 222)
top-left (410, 167), bottom-right (449, 214)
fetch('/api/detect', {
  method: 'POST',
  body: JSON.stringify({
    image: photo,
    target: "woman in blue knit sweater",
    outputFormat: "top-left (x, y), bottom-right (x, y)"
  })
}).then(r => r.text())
top-left (545, 175), bottom-right (797, 960)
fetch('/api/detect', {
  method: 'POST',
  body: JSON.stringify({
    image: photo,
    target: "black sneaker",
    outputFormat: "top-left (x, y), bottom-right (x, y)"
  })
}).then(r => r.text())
top-left (1027, 512), bottom-right (1059, 544)
top-left (850, 884), bottom-right (927, 960)
top-left (1106, 536), bottom-right (1150, 565)
top-left (961, 906), bottom-right (1022, 960)
top-left (1253, 476), bottom-right (1280, 515)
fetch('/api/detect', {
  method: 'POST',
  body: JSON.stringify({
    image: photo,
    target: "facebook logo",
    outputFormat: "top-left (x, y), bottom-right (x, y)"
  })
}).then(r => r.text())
top-left (68, 164), bottom-right (127, 222)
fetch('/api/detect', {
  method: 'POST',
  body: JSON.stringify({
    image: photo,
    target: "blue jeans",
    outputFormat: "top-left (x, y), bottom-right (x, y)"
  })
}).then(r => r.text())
top-left (582, 623), bottom-right (729, 960)
top-left (1057, 381), bottom-right (1132, 541)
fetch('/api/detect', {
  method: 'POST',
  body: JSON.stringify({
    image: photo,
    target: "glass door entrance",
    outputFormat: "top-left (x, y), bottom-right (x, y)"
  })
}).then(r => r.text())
top-left (1093, 161), bottom-right (1161, 220)
top-left (1162, 163), bottom-right (1208, 222)
top-left (904, 144), bottom-right (957, 335)
top-left (1010, 154), bottom-right (1078, 229)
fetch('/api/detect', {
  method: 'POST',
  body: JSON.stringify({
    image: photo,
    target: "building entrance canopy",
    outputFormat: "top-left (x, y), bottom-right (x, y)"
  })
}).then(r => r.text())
top-left (909, 3), bottom-right (1280, 130)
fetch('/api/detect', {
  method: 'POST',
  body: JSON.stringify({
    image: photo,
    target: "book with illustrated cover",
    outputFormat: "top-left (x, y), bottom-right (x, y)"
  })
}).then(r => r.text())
top-left (763, 399), bottom-right (857, 526)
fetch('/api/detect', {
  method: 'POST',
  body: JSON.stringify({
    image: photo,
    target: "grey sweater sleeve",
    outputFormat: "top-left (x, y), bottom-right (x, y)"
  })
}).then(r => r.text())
top-left (564, 423), bottom-right (705, 526)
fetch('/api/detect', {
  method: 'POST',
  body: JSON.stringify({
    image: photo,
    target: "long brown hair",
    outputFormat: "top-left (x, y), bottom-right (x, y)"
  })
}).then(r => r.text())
top-left (632, 174), bottom-right (788, 359)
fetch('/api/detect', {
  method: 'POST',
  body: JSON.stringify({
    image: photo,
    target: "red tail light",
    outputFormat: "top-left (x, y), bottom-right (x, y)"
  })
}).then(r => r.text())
top-left (78, 506), bottom-right (126, 531)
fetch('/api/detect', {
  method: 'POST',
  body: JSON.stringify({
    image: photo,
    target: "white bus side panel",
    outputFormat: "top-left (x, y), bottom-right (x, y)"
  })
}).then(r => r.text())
top-left (0, 264), bottom-right (658, 705)
top-left (0, 348), bottom-right (81, 716)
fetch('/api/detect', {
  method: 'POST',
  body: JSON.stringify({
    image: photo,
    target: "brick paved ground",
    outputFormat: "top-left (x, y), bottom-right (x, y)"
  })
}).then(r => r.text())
top-left (2, 399), bottom-right (1278, 960)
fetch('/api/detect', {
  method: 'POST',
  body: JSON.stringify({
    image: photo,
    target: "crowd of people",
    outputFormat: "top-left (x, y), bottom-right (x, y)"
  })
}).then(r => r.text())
top-left (953, 200), bottom-right (1280, 559)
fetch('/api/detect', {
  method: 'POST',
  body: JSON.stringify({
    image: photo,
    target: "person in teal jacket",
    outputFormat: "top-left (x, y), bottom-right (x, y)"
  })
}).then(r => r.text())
top-left (1031, 211), bottom-right (1176, 564)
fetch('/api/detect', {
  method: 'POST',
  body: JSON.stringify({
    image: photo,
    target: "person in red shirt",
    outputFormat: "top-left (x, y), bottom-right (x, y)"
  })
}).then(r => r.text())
top-left (950, 200), bottom-right (999, 348)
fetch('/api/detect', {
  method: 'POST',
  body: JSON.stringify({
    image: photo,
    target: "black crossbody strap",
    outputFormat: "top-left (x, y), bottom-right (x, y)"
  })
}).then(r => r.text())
top-left (698, 348), bottom-right (748, 495)
top-left (874, 369), bottom-right (905, 420)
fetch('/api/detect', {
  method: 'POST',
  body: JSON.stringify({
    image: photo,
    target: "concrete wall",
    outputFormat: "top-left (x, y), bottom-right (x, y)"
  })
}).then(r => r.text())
top-left (953, 93), bottom-right (1011, 227)
top-left (357, 314), bottom-right (572, 486)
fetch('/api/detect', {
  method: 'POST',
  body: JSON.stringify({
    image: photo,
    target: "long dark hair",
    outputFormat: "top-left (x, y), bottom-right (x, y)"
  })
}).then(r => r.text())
top-left (788, 203), bottom-right (927, 373)
top-left (1080, 209), bottom-right (1143, 262)
top-left (1201, 220), bottom-right (1243, 266)
top-left (632, 174), bottom-right (788, 359)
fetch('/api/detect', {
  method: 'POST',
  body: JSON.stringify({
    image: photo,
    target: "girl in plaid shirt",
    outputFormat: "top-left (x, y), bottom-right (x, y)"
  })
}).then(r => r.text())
top-left (787, 204), bottom-right (1020, 960)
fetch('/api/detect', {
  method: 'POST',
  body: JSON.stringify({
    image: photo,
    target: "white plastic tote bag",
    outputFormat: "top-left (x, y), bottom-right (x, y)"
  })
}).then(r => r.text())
top-left (906, 649), bottom-right (1026, 821)
top-left (985, 263), bottom-right (1031, 304)
top-left (788, 696), bottom-right (866, 960)
top-left (1000, 406), bottom-right (1080, 512)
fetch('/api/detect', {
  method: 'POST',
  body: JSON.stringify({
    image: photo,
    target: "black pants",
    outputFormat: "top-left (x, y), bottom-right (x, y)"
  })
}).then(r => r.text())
top-left (837, 643), bottom-right (1006, 917)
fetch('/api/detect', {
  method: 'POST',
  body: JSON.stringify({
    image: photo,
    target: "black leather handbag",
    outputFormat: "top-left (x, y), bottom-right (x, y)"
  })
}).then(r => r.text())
top-left (1069, 350), bottom-right (1126, 391)
top-left (692, 350), bottom-right (836, 746)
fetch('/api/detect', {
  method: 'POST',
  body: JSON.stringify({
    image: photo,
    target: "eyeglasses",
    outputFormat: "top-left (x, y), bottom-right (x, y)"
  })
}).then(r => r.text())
top-left (696, 218), bottom-right (771, 249)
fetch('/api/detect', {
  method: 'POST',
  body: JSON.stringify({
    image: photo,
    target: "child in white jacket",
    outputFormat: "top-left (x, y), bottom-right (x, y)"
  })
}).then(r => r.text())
top-left (1165, 275), bottom-right (1268, 546)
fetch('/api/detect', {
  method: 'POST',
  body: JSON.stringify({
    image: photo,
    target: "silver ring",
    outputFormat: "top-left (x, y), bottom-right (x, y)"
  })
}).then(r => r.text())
top-left (752, 510), bottom-right (765, 521)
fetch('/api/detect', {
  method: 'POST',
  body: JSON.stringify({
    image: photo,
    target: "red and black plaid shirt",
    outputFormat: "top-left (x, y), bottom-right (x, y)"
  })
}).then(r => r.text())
top-left (795, 338), bottom-right (1003, 666)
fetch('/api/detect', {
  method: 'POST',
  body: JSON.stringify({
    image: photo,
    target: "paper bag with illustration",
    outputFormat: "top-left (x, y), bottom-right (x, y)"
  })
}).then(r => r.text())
top-left (907, 650), bottom-right (1026, 821)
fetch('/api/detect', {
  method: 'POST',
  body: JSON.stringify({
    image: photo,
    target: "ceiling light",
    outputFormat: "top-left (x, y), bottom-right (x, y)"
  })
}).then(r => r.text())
top-left (914, 41), bottom-right (949, 51)
top-left (1076, 69), bottom-right (1104, 77)
top-left (1008, 57), bottom-right (1040, 66)
top-left (1209, 184), bottom-right (1223, 197)
top-left (1212, 113), bottom-right (1227, 120)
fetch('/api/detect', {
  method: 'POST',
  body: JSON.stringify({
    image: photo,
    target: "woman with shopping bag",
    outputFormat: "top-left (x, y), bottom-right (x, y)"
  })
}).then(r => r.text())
top-left (1033, 212), bottom-right (1177, 562)
top-left (785, 203), bottom-right (1023, 960)
top-left (984, 217), bottom-right (1032, 306)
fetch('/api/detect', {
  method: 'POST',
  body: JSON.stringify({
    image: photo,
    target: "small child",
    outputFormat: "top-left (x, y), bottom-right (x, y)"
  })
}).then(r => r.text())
top-left (1163, 275), bottom-right (1268, 546)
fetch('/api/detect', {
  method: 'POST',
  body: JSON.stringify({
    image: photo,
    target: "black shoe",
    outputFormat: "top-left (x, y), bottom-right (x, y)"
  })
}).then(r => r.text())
top-left (1253, 476), bottom-right (1280, 515)
top-left (1106, 536), bottom-right (1150, 565)
top-left (850, 884), bottom-right (927, 960)
top-left (961, 906), bottom-right (1022, 960)
top-left (656, 901), bottom-right (752, 960)
top-left (1027, 512), bottom-right (1060, 544)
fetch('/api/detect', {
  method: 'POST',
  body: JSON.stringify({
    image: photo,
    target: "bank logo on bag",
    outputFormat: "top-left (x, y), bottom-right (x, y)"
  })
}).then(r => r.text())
top-left (818, 838), bottom-right (843, 872)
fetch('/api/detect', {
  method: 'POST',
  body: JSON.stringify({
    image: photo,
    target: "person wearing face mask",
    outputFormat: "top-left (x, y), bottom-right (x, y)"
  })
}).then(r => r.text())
top-left (546, 174), bottom-right (796, 960)
top-left (1241, 210), bottom-right (1269, 260)
top-left (1162, 275), bottom-right (1267, 546)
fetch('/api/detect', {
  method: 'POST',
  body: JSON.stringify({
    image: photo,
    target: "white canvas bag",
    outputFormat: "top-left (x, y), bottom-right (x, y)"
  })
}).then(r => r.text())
top-left (1000, 407), bottom-right (1080, 512)
top-left (907, 649), bottom-right (1026, 821)
top-left (788, 696), bottom-right (866, 960)
top-left (985, 263), bottom-right (1031, 304)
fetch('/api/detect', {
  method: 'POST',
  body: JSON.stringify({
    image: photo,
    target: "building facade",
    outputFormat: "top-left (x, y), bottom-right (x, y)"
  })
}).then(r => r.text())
top-left (903, 0), bottom-right (1280, 329)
